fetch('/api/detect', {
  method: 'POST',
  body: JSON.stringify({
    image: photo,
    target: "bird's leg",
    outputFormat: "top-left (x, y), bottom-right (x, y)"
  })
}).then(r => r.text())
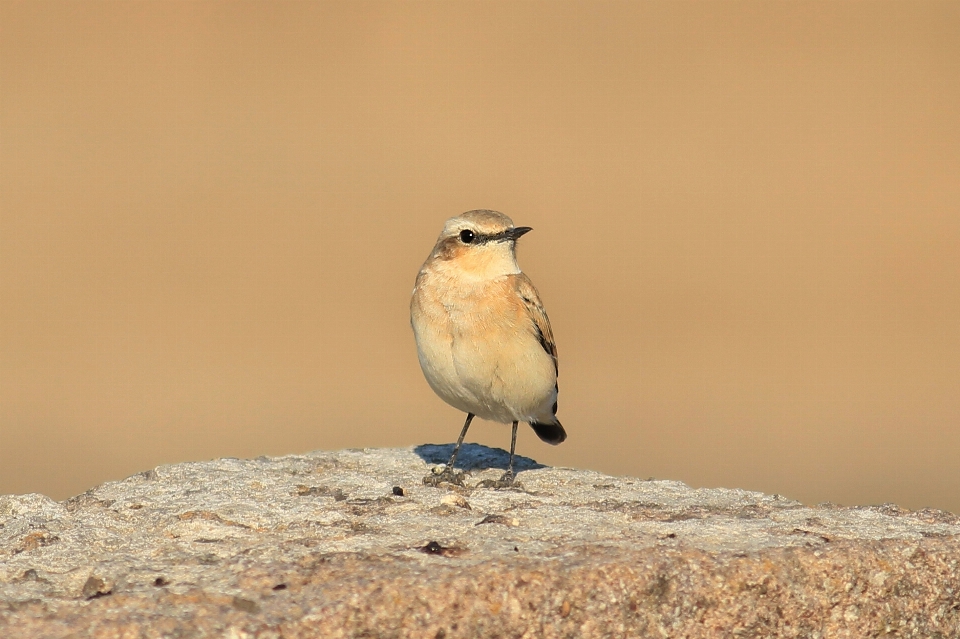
top-left (446, 413), bottom-right (474, 469)
top-left (423, 413), bottom-right (473, 487)
top-left (479, 421), bottom-right (520, 489)
top-left (496, 421), bottom-right (519, 485)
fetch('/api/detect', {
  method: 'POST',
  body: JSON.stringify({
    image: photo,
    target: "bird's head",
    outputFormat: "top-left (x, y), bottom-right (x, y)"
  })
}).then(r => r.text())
top-left (427, 210), bottom-right (532, 280)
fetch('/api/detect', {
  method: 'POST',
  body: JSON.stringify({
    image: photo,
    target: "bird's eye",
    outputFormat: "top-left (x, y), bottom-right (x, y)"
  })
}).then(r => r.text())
top-left (459, 229), bottom-right (475, 244)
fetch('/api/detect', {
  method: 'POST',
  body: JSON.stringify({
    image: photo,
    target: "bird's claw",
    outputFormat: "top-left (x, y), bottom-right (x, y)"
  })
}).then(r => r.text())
top-left (422, 465), bottom-right (465, 487)
top-left (478, 470), bottom-right (518, 489)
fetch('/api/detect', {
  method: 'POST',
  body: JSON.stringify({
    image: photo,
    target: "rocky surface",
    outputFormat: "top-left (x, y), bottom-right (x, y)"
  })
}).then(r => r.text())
top-left (1, 445), bottom-right (959, 638)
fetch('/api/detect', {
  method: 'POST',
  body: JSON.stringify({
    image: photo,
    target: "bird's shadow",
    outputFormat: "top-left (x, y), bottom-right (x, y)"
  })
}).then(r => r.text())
top-left (414, 442), bottom-right (545, 473)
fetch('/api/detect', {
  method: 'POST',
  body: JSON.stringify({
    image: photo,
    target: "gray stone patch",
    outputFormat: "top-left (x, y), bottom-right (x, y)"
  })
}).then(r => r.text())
top-left (1, 445), bottom-right (958, 637)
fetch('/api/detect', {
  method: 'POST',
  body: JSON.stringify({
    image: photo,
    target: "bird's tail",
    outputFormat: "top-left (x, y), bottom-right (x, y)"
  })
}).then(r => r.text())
top-left (530, 420), bottom-right (567, 445)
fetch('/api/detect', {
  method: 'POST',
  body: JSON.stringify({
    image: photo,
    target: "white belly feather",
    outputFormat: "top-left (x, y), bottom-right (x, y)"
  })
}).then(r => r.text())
top-left (411, 277), bottom-right (557, 424)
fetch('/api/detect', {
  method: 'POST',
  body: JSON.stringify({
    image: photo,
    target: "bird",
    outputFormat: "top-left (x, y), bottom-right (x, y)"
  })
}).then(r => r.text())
top-left (410, 210), bottom-right (566, 487)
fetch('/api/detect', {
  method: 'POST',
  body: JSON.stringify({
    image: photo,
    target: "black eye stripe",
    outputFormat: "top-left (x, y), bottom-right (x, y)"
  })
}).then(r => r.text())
top-left (457, 229), bottom-right (518, 245)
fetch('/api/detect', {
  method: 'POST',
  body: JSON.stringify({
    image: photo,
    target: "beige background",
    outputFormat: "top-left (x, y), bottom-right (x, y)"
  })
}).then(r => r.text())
top-left (2, 2), bottom-right (958, 511)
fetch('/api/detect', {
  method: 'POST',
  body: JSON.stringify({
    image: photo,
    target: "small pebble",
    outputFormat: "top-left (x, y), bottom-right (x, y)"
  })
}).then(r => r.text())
top-left (440, 494), bottom-right (471, 509)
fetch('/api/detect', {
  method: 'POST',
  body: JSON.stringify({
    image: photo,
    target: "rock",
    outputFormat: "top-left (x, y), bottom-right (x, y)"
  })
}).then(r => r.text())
top-left (1, 444), bottom-right (959, 638)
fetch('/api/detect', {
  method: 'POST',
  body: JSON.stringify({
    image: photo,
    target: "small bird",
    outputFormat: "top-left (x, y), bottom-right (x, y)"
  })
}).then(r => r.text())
top-left (411, 210), bottom-right (566, 487)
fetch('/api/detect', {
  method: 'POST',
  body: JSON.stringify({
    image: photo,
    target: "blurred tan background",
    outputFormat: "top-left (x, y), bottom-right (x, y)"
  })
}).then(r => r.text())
top-left (2, 1), bottom-right (958, 511)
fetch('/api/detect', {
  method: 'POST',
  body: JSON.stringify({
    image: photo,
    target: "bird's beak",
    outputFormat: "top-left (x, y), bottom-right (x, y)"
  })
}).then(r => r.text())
top-left (507, 226), bottom-right (533, 240)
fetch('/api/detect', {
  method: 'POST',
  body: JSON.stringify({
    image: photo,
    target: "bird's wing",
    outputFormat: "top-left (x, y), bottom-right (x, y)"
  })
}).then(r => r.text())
top-left (511, 273), bottom-right (558, 375)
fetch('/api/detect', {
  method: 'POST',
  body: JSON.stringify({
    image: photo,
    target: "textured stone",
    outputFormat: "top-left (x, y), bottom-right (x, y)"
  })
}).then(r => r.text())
top-left (1, 445), bottom-right (959, 638)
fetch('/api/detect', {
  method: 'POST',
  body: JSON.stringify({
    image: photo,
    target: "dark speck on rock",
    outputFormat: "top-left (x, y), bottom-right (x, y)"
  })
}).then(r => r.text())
top-left (420, 541), bottom-right (468, 557)
top-left (422, 541), bottom-right (444, 554)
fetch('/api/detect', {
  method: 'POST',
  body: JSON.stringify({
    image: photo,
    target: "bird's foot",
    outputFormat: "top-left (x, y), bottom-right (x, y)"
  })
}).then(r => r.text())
top-left (478, 470), bottom-right (519, 489)
top-left (422, 465), bottom-right (465, 488)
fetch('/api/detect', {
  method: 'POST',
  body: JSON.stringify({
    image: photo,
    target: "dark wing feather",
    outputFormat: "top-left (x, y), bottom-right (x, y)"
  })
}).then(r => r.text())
top-left (512, 273), bottom-right (558, 375)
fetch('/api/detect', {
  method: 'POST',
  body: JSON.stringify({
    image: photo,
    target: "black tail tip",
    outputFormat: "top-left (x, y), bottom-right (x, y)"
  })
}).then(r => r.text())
top-left (530, 420), bottom-right (567, 445)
